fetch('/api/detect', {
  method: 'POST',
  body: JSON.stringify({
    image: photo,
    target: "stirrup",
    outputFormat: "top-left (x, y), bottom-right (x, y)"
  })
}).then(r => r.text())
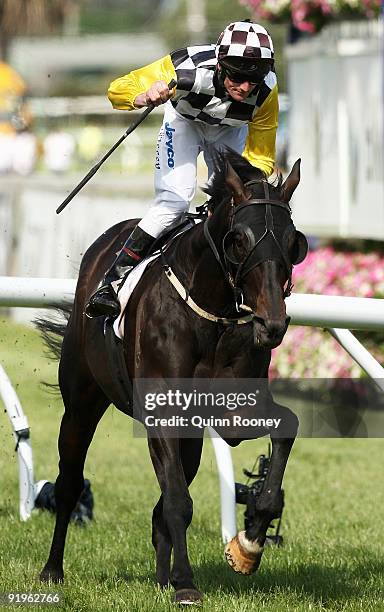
top-left (85, 284), bottom-right (121, 319)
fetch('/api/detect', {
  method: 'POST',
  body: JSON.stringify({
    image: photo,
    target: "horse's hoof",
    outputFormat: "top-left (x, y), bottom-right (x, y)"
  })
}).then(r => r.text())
top-left (174, 588), bottom-right (203, 605)
top-left (39, 567), bottom-right (64, 583)
top-left (224, 531), bottom-right (264, 575)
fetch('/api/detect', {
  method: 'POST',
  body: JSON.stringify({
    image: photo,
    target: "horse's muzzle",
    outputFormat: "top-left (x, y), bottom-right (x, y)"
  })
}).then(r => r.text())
top-left (253, 315), bottom-right (290, 349)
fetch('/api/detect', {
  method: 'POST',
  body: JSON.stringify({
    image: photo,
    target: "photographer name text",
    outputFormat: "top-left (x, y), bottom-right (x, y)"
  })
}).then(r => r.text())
top-left (144, 415), bottom-right (282, 429)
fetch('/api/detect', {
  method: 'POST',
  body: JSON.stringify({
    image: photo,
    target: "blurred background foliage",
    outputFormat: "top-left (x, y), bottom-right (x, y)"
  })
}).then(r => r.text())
top-left (80, 0), bottom-right (288, 91)
top-left (0, 0), bottom-right (289, 91)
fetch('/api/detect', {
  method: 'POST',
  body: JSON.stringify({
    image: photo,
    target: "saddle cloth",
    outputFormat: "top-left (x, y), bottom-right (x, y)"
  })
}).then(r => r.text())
top-left (112, 253), bottom-right (160, 340)
top-left (112, 218), bottom-right (201, 340)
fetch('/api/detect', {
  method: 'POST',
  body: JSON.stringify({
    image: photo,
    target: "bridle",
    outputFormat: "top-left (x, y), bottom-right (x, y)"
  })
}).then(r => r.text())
top-left (203, 180), bottom-right (294, 312)
top-left (163, 179), bottom-right (302, 327)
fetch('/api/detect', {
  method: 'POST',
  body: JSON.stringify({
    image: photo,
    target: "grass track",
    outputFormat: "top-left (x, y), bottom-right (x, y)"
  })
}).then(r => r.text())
top-left (0, 317), bottom-right (383, 611)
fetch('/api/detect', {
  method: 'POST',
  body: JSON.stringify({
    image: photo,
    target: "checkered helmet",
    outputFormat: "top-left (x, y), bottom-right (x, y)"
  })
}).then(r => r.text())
top-left (216, 20), bottom-right (274, 64)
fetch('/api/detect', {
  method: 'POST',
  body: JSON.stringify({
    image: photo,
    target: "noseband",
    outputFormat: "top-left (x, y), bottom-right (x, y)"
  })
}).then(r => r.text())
top-left (204, 180), bottom-right (294, 311)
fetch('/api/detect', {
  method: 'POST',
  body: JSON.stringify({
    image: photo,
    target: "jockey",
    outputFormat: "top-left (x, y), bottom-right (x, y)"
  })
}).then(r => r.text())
top-left (86, 20), bottom-right (278, 318)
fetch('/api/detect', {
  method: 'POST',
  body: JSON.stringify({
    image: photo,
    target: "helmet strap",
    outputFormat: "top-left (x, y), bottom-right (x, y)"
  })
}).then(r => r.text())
top-left (216, 64), bottom-right (227, 88)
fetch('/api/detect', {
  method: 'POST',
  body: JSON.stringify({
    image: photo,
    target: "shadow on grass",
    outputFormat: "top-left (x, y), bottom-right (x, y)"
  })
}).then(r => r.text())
top-left (194, 556), bottom-right (384, 602)
top-left (104, 552), bottom-right (384, 605)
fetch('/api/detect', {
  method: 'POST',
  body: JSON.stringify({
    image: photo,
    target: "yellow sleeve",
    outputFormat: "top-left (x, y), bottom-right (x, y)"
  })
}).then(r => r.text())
top-left (107, 55), bottom-right (177, 111)
top-left (243, 85), bottom-right (279, 176)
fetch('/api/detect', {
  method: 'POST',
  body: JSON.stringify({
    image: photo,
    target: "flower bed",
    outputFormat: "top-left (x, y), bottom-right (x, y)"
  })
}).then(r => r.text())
top-left (271, 247), bottom-right (384, 377)
top-left (240, 0), bottom-right (381, 33)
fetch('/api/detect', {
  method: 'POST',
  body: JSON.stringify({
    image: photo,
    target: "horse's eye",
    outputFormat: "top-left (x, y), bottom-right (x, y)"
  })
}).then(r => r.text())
top-left (233, 232), bottom-right (244, 248)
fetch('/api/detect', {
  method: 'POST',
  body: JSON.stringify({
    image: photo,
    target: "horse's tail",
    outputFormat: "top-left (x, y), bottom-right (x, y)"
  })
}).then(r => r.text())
top-left (34, 302), bottom-right (72, 361)
top-left (34, 303), bottom-right (72, 393)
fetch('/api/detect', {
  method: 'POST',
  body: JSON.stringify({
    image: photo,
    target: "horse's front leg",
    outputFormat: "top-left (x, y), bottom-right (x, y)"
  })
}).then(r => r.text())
top-left (225, 402), bottom-right (298, 575)
top-left (151, 495), bottom-right (172, 587)
top-left (148, 436), bottom-right (203, 605)
top-left (151, 437), bottom-right (204, 590)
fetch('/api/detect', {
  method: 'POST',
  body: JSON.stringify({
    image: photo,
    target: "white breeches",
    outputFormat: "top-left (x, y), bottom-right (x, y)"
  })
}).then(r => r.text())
top-left (138, 101), bottom-right (247, 238)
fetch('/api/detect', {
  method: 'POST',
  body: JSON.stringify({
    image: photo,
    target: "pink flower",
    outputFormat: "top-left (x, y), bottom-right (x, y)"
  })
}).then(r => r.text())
top-left (240, 0), bottom-right (381, 33)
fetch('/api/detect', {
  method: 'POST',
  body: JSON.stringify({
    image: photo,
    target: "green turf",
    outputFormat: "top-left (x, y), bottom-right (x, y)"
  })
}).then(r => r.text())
top-left (0, 316), bottom-right (383, 611)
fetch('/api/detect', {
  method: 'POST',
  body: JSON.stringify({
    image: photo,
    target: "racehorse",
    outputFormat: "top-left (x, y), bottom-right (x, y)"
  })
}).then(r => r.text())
top-left (39, 149), bottom-right (308, 605)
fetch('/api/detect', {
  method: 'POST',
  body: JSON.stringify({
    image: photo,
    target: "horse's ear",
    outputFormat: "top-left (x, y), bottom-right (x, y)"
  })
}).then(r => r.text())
top-left (225, 161), bottom-right (251, 206)
top-left (281, 159), bottom-right (301, 203)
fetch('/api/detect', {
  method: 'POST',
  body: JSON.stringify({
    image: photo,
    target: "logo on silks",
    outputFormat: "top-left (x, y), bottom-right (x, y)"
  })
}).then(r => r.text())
top-left (155, 128), bottom-right (163, 170)
top-left (165, 122), bottom-right (175, 168)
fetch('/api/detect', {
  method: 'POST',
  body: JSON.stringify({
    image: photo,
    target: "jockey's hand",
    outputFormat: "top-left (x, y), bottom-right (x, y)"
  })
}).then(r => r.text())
top-left (134, 81), bottom-right (174, 108)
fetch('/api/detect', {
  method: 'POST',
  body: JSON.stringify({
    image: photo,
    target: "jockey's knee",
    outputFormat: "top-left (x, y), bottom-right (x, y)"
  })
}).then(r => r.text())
top-left (139, 195), bottom-right (189, 238)
top-left (154, 191), bottom-right (190, 214)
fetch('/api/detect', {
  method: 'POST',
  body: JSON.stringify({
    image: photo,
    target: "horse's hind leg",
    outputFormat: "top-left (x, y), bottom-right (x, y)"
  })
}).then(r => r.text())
top-left (151, 437), bottom-right (203, 590)
top-left (40, 380), bottom-right (108, 583)
top-left (225, 402), bottom-right (298, 575)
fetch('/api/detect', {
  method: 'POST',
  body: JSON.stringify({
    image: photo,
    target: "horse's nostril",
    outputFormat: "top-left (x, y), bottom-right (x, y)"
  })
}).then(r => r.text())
top-left (265, 319), bottom-right (286, 339)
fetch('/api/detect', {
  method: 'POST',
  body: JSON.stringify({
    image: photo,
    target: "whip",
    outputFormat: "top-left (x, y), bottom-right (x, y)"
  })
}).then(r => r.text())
top-left (56, 78), bottom-right (177, 214)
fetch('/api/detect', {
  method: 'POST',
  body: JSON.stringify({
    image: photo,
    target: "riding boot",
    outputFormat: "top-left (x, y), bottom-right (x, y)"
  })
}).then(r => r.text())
top-left (85, 226), bottom-right (155, 318)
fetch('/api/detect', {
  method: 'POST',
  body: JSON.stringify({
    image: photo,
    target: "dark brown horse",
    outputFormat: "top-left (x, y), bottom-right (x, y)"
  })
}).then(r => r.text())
top-left (39, 149), bottom-right (307, 604)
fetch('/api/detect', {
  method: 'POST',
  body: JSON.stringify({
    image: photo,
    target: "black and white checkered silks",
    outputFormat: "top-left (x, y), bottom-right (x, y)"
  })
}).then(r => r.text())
top-left (169, 45), bottom-right (276, 127)
top-left (138, 33), bottom-right (277, 239)
top-left (216, 21), bottom-right (274, 61)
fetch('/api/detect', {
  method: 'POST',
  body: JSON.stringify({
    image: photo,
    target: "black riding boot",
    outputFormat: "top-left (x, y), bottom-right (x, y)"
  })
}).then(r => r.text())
top-left (85, 226), bottom-right (155, 318)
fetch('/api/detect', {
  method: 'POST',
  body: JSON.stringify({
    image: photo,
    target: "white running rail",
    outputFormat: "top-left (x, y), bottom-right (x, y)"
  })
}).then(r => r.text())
top-left (1, 275), bottom-right (384, 536)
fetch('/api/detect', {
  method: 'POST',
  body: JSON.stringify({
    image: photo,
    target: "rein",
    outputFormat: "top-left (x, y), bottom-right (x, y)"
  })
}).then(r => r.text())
top-left (160, 222), bottom-right (256, 326)
top-left (164, 265), bottom-right (255, 326)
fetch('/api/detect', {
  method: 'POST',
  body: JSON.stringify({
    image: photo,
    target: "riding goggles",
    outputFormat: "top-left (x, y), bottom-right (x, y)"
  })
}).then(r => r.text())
top-left (225, 70), bottom-right (261, 85)
top-left (219, 58), bottom-right (272, 86)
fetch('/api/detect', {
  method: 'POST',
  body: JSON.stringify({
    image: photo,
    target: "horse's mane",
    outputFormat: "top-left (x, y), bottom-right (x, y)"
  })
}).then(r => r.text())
top-left (203, 147), bottom-right (283, 210)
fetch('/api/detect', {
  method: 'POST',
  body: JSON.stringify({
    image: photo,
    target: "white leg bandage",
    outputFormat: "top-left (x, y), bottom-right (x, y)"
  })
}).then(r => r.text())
top-left (238, 530), bottom-right (264, 554)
